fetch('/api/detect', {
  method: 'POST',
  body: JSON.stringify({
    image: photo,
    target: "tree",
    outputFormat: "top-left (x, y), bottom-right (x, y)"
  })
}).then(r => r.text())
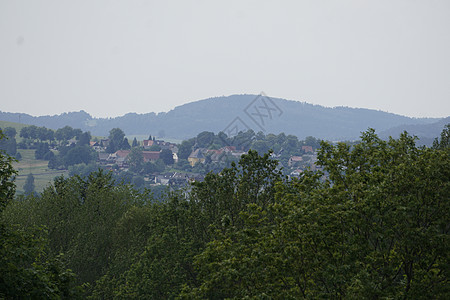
top-left (55, 126), bottom-right (75, 144)
top-left (20, 125), bottom-right (38, 140)
top-left (3, 127), bottom-right (16, 138)
top-left (196, 131), bottom-right (215, 148)
top-left (433, 123), bottom-right (449, 150)
top-left (109, 128), bottom-right (125, 148)
top-left (35, 142), bottom-right (51, 160)
top-left (0, 131), bottom-right (17, 156)
top-left (128, 147), bottom-right (144, 173)
top-left (182, 129), bottom-right (449, 299)
top-left (132, 137), bottom-right (138, 147)
top-left (0, 133), bottom-right (82, 298)
top-left (160, 149), bottom-right (174, 165)
top-left (105, 140), bottom-right (117, 154)
top-left (154, 159), bottom-right (166, 173)
top-left (0, 131), bottom-right (17, 211)
top-left (303, 135), bottom-right (321, 149)
top-left (23, 173), bottom-right (35, 195)
top-left (78, 131), bottom-right (91, 146)
top-left (142, 161), bottom-right (157, 174)
top-left (64, 145), bottom-right (94, 167)
top-left (178, 140), bottom-right (194, 160)
top-left (120, 137), bottom-right (131, 150)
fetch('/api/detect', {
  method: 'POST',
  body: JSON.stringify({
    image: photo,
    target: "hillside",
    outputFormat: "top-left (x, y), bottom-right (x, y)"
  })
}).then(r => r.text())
top-left (1, 95), bottom-right (445, 141)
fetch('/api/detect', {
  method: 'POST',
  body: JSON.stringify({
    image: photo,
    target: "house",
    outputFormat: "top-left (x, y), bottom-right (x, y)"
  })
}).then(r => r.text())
top-left (113, 150), bottom-right (131, 159)
top-left (221, 146), bottom-right (236, 152)
top-left (169, 172), bottom-right (189, 185)
top-left (98, 152), bottom-right (110, 163)
top-left (109, 150), bottom-right (131, 167)
top-left (155, 172), bottom-right (174, 185)
top-left (302, 146), bottom-right (314, 153)
top-left (142, 151), bottom-right (160, 162)
top-left (188, 173), bottom-right (204, 183)
top-left (143, 140), bottom-right (154, 149)
top-left (288, 156), bottom-right (303, 167)
top-left (188, 149), bottom-right (205, 166)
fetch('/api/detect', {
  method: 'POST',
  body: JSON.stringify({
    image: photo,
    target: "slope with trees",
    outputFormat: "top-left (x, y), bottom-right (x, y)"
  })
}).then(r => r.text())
top-left (1, 127), bottom-right (449, 298)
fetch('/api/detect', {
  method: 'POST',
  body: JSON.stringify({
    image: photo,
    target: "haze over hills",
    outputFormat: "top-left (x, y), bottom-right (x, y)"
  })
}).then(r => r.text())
top-left (0, 95), bottom-right (446, 142)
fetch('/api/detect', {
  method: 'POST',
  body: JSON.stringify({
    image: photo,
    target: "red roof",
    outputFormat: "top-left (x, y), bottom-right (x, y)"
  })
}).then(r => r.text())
top-left (115, 150), bottom-right (131, 158)
top-left (142, 151), bottom-right (160, 162)
top-left (290, 156), bottom-right (303, 162)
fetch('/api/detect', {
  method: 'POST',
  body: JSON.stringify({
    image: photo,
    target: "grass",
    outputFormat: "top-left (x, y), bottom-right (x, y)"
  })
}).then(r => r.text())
top-left (13, 149), bottom-right (67, 194)
top-left (0, 120), bottom-right (29, 142)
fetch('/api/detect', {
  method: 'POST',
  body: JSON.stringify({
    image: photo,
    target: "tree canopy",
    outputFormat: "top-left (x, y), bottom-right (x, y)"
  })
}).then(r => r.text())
top-left (1, 128), bottom-right (449, 298)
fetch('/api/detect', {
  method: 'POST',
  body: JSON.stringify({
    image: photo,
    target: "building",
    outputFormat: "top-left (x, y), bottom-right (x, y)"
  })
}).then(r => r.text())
top-left (188, 149), bottom-right (205, 166)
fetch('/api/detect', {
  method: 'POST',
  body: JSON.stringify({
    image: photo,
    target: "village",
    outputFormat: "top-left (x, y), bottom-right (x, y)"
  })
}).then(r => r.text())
top-left (89, 136), bottom-right (320, 187)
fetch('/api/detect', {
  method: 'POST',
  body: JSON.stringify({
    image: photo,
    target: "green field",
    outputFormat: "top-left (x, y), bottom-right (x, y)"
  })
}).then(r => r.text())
top-left (13, 149), bottom-right (67, 194)
top-left (0, 120), bottom-right (29, 141)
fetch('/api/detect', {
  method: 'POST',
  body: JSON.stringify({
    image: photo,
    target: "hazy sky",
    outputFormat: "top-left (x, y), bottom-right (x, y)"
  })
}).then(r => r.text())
top-left (1, 0), bottom-right (449, 118)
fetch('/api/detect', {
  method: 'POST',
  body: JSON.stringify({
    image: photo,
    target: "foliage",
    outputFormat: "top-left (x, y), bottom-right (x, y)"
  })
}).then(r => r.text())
top-left (182, 129), bottom-right (450, 299)
top-left (0, 133), bottom-right (82, 298)
top-left (63, 145), bottom-right (95, 167)
top-left (2, 128), bottom-right (449, 298)
top-left (107, 128), bottom-right (126, 153)
top-left (0, 224), bottom-right (82, 299)
top-left (433, 123), bottom-right (449, 150)
top-left (160, 148), bottom-right (174, 165)
top-left (178, 140), bottom-right (194, 159)
top-left (23, 173), bottom-right (35, 195)
top-left (127, 147), bottom-right (144, 173)
top-left (34, 142), bottom-right (52, 160)
top-left (132, 137), bottom-right (138, 147)
top-left (21, 125), bottom-right (54, 142)
top-left (0, 131), bottom-right (17, 212)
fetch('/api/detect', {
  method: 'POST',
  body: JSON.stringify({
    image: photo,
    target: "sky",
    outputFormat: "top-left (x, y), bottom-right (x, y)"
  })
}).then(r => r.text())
top-left (1, 0), bottom-right (449, 118)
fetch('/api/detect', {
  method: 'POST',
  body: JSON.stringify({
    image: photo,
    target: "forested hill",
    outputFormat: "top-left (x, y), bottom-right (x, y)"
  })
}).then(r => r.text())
top-left (0, 95), bottom-right (443, 140)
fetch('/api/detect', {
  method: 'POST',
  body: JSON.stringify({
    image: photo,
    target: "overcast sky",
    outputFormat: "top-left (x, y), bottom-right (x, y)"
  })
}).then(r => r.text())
top-left (1, 0), bottom-right (449, 118)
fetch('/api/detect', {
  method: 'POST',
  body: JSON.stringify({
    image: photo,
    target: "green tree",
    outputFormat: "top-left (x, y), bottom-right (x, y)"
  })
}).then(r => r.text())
top-left (78, 131), bottom-right (91, 146)
top-left (160, 149), bottom-right (174, 165)
top-left (0, 131), bottom-right (17, 211)
top-left (182, 129), bottom-right (450, 299)
top-left (433, 123), bottom-right (449, 150)
top-left (0, 132), bottom-right (17, 156)
top-left (128, 147), bottom-right (144, 173)
top-left (132, 137), bottom-right (138, 147)
top-left (121, 137), bottom-right (131, 150)
top-left (178, 140), bottom-right (194, 159)
top-left (64, 145), bottom-right (94, 167)
top-left (109, 128), bottom-right (125, 151)
top-left (154, 159), bottom-right (166, 173)
top-left (196, 131), bottom-right (215, 148)
top-left (55, 125), bottom-right (75, 144)
top-left (3, 127), bottom-right (16, 138)
top-left (0, 133), bottom-right (82, 298)
top-left (23, 173), bottom-right (35, 195)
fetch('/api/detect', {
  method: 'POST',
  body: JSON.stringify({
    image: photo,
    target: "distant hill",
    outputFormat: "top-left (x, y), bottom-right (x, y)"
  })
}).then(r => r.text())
top-left (1, 95), bottom-right (446, 142)
top-left (379, 116), bottom-right (450, 146)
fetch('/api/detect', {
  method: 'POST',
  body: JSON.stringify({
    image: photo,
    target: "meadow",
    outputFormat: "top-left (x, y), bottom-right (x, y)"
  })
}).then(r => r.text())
top-left (13, 149), bottom-right (67, 194)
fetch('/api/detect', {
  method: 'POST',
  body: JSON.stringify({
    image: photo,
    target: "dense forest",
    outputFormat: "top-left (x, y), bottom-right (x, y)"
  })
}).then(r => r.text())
top-left (1, 127), bottom-right (449, 298)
